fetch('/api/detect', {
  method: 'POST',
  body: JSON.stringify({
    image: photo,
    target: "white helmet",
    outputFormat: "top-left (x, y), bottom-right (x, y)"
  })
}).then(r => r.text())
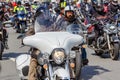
top-left (64, 5), bottom-right (74, 14)
top-left (64, 5), bottom-right (74, 11)
top-left (112, 0), bottom-right (118, 5)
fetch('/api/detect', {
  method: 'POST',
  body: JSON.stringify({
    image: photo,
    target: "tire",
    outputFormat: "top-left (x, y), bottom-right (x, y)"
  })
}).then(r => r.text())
top-left (110, 43), bottom-right (119, 60)
top-left (0, 41), bottom-right (4, 60)
top-left (75, 51), bottom-right (82, 80)
top-left (21, 24), bottom-right (26, 33)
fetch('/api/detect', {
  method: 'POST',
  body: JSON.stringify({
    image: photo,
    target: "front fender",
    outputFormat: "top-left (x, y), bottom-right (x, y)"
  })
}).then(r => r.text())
top-left (53, 68), bottom-right (70, 80)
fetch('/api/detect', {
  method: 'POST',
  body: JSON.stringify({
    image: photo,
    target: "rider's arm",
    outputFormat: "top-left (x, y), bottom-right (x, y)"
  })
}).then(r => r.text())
top-left (13, 6), bottom-right (17, 13)
top-left (23, 6), bottom-right (27, 14)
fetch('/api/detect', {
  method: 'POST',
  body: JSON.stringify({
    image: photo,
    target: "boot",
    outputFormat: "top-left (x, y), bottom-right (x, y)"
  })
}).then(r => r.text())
top-left (0, 54), bottom-right (2, 60)
top-left (28, 49), bottom-right (40, 80)
top-left (4, 40), bottom-right (9, 49)
top-left (28, 58), bottom-right (37, 80)
top-left (83, 59), bottom-right (89, 66)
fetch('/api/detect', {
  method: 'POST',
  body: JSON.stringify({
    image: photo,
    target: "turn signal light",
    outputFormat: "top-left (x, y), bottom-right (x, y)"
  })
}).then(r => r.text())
top-left (43, 64), bottom-right (48, 70)
top-left (70, 63), bottom-right (75, 68)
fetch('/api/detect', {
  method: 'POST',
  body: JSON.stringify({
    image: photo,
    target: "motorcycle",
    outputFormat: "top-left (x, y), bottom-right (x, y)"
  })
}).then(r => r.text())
top-left (115, 13), bottom-right (120, 41)
top-left (16, 11), bottom-right (27, 33)
top-left (15, 25), bottom-right (85, 80)
top-left (86, 18), bottom-right (120, 60)
top-left (0, 21), bottom-right (11, 60)
top-left (0, 24), bottom-right (4, 60)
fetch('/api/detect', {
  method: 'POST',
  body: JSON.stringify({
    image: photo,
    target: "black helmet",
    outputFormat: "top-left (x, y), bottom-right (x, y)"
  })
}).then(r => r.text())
top-left (25, 2), bottom-right (30, 6)
top-left (103, 0), bottom-right (109, 5)
top-left (17, 1), bottom-right (21, 5)
top-left (54, 6), bottom-right (60, 14)
top-left (34, 1), bottom-right (37, 5)
top-left (95, 3), bottom-right (103, 11)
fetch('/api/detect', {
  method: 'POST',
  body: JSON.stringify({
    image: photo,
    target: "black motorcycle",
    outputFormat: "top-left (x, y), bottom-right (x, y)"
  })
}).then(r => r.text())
top-left (0, 22), bottom-right (9, 60)
top-left (86, 19), bottom-right (120, 60)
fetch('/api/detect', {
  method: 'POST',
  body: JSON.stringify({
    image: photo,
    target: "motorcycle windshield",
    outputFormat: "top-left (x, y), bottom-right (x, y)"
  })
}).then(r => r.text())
top-left (34, 12), bottom-right (54, 32)
top-left (66, 24), bottom-right (82, 35)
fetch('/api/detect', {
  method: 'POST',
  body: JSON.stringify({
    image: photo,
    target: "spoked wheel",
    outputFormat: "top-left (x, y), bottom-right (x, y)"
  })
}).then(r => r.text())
top-left (110, 43), bottom-right (119, 60)
top-left (20, 24), bottom-right (26, 33)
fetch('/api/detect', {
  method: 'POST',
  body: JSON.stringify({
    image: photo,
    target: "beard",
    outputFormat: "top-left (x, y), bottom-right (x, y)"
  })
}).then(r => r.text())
top-left (66, 15), bottom-right (75, 22)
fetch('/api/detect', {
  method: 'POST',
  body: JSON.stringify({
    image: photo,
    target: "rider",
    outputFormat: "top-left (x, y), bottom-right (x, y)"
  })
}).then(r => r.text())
top-left (55, 5), bottom-right (88, 65)
top-left (24, 2), bottom-right (31, 11)
top-left (27, 2), bottom-right (54, 79)
top-left (0, 4), bottom-right (9, 50)
top-left (103, 0), bottom-right (109, 13)
top-left (26, 4), bottom-right (88, 79)
top-left (109, 0), bottom-right (120, 14)
top-left (90, 2), bottom-right (109, 46)
top-left (80, 0), bottom-right (93, 24)
top-left (31, 1), bottom-right (39, 10)
top-left (13, 1), bottom-right (27, 13)
top-left (13, 1), bottom-right (27, 32)
top-left (108, 0), bottom-right (120, 21)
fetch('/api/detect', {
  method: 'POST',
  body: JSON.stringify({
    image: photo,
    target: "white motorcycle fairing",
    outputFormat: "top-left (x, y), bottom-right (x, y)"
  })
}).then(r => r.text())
top-left (16, 54), bottom-right (31, 79)
top-left (53, 68), bottom-right (70, 80)
top-left (23, 32), bottom-right (83, 55)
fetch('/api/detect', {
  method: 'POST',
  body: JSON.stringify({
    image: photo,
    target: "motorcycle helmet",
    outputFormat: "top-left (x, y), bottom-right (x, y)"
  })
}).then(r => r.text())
top-left (16, 54), bottom-right (31, 79)
top-left (34, 1), bottom-right (38, 5)
top-left (112, 0), bottom-right (118, 6)
top-left (64, 5), bottom-right (75, 22)
top-left (54, 6), bottom-right (60, 14)
top-left (103, 0), bottom-right (109, 5)
top-left (25, 2), bottom-right (30, 6)
top-left (17, 1), bottom-right (21, 5)
top-left (95, 3), bottom-right (104, 12)
top-left (64, 5), bottom-right (74, 14)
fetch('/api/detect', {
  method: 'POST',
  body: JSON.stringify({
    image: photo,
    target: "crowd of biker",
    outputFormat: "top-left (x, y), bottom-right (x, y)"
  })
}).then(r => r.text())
top-left (26, 0), bottom-right (120, 80)
top-left (0, 0), bottom-right (120, 79)
top-left (0, 0), bottom-right (39, 51)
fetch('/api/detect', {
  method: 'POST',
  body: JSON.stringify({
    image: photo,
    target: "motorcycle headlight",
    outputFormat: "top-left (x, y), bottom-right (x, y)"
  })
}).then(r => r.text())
top-left (109, 25), bottom-right (116, 30)
top-left (18, 17), bottom-right (22, 20)
top-left (23, 17), bottom-right (26, 20)
top-left (52, 49), bottom-right (65, 64)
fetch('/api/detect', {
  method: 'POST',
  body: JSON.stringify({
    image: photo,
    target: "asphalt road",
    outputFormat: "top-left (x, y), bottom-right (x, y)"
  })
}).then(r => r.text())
top-left (0, 27), bottom-right (120, 80)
